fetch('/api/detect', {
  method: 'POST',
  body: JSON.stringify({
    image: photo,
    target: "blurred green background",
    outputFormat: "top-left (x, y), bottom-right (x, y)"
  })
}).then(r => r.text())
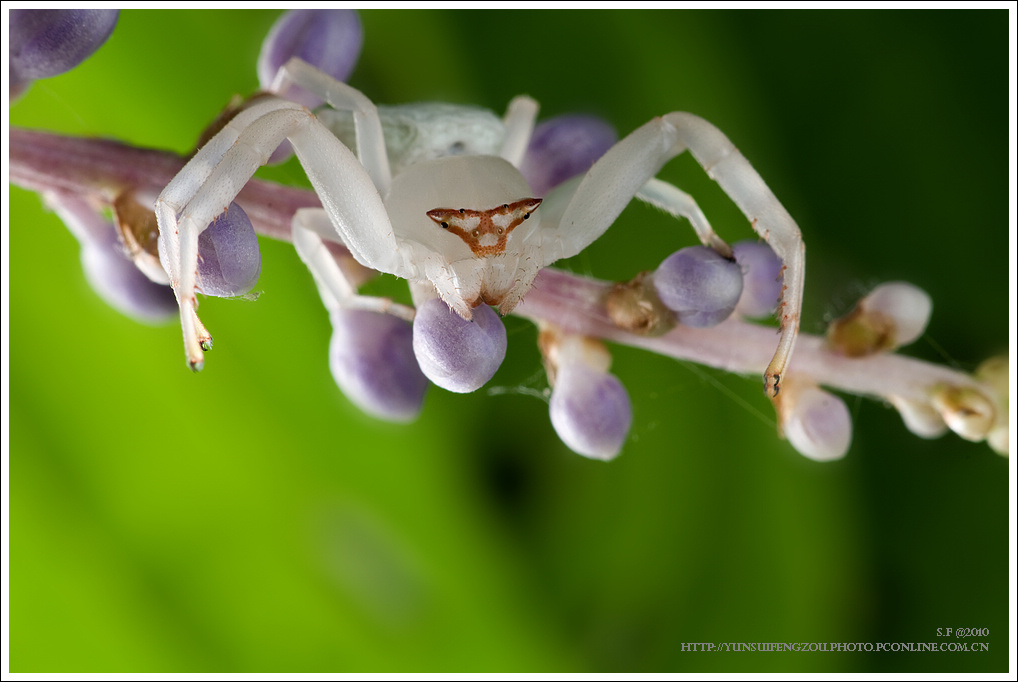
top-left (8, 10), bottom-right (1010, 672)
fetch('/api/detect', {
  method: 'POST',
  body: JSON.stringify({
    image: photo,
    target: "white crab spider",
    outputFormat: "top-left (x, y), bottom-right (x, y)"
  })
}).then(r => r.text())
top-left (155, 58), bottom-right (804, 397)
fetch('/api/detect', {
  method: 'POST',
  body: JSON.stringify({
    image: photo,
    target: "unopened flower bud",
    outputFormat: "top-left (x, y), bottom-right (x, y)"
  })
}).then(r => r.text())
top-left (550, 363), bottom-right (632, 461)
top-left (541, 329), bottom-right (631, 460)
top-left (986, 426), bottom-right (1009, 456)
top-left (80, 239), bottom-right (178, 324)
top-left (780, 382), bottom-right (852, 461)
top-left (731, 240), bottom-right (783, 318)
top-left (653, 246), bottom-right (743, 328)
top-left (605, 271), bottom-right (677, 336)
top-left (9, 10), bottom-right (119, 98)
top-left (520, 115), bottom-right (618, 195)
top-left (48, 192), bottom-right (176, 324)
top-left (196, 203), bottom-right (262, 298)
top-left (929, 385), bottom-right (995, 443)
top-left (975, 356), bottom-right (1009, 456)
top-left (887, 395), bottom-right (948, 439)
top-left (827, 282), bottom-right (932, 357)
top-left (412, 298), bottom-right (507, 393)
top-left (329, 310), bottom-right (428, 422)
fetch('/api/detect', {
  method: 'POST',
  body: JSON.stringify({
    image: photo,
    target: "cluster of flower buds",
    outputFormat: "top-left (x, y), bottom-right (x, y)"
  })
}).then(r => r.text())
top-left (323, 110), bottom-right (625, 453)
top-left (14, 9), bottom-right (1006, 463)
top-left (592, 236), bottom-right (789, 454)
top-left (53, 186), bottom-right (263, 325)
top-left (255, 20), bottom-right (630, 454)
top-left (605, 238), bottom-right (784, 335)
top-left (824, 281), bottom-right (937, 452)
top-left (11, 10), bottom-right (263, 328)
top-left (401, 192), bottom-right (789, 457)
top-left (821, 281), bottom-right (1007, 457)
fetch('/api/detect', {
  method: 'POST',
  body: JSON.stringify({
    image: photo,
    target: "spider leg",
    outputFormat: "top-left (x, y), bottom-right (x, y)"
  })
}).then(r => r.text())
top-left (635, 178), bottom-right (729, 257)
top-left (271, 57), bottom-right (391, 195)
top-left (158, 98), bottom-right (308, 221)
top-left (499, 95), bottom-right (539, 167)
top-left (156, 96), bottom-right (406, 370)
top-left (494, 256), bottom-right (542, 316)
top-left (293, 208), bottom-right (415, 320)
top-left (539, 175), bottom-right (727, 257)
top-left (547, 113), bottom-right (805, 399)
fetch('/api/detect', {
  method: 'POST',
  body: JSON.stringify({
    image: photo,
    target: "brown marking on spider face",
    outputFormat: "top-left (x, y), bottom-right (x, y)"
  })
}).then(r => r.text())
top-left (426, 198), bottom-right (542, 257)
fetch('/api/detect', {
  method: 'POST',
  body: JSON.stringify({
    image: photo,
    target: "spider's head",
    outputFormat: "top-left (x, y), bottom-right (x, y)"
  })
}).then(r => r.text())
top-left (384, 154), bottom-right (546, 318)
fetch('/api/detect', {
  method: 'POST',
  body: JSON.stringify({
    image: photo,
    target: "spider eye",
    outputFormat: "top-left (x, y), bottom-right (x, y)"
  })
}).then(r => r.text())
top-left (524, 213), bottom-right (530, 219)
top-left (458, 208), bottom-right (465, 213)
top-left (440, 222), bottom-right (448, 229)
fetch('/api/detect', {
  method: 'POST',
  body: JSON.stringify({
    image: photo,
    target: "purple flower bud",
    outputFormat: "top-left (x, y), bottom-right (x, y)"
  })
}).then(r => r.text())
top-left (80, 235), bottom-right (178, 325)
top-left (782, 385), bottom-right (852, 461)
top-left (196, 203), bottom-right (262, 298)
top-left (520, 115), bottom-right (618, 195)
top-left (412, 298), bottom-right (506, 393)
top-left (329, 310), bottom-right (428, 423)
top-left (258, 9), bottom-right (363, 109)
top-left (653, 246), bottom-right (743, 328)
top-left (9, 10), bottom-right (119, 97)
top-left (48, 192), bottom-right (175, 323)
top-left (550, 363), bottom-right (632, 461)
top-left (732, 240), bottom-right (783, 318)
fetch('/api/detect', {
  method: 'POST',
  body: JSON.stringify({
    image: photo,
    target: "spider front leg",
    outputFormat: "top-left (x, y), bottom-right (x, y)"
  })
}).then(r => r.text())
top-left (156, 95), bottom-right (407, 370)
top-left (548, 113), bottom-right (805, 399)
